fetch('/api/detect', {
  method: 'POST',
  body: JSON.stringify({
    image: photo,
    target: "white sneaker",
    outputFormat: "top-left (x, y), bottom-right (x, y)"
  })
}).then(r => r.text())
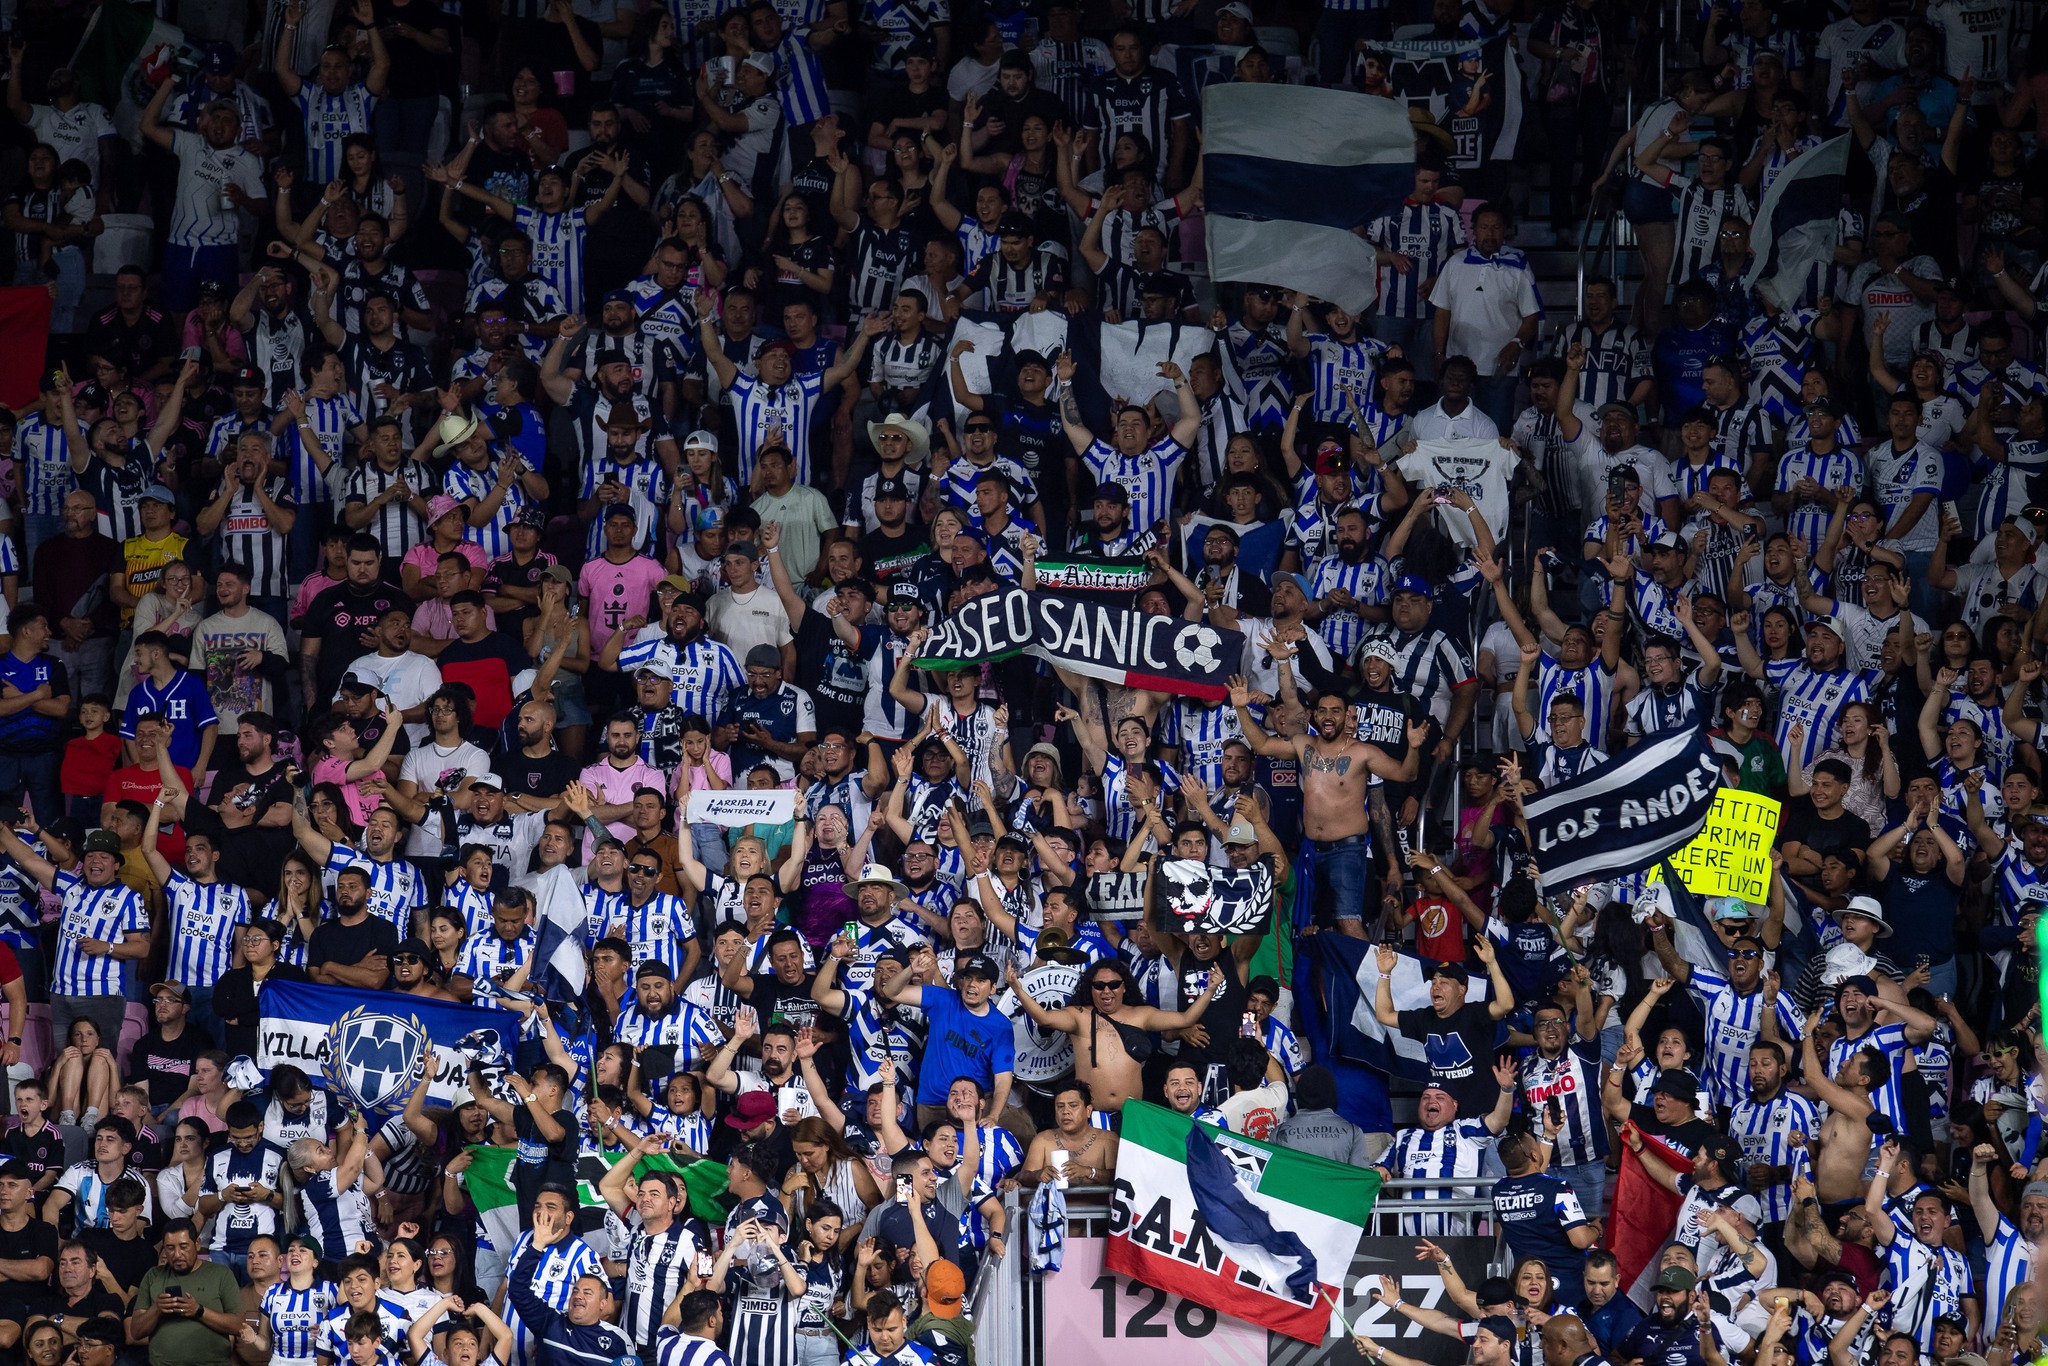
top-left (79, 1108), bottom-right (98, 1130)
top-left (58, 1110), bottom-right (75, 1127)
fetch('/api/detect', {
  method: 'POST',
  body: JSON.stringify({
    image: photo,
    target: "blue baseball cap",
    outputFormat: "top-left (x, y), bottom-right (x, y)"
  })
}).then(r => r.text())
top-left (1393, 575), bottom-right (1432, 598)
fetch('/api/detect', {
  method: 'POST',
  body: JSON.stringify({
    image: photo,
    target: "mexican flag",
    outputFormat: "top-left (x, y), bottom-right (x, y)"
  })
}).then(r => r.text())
top-left (1107, 1101), bottom-right (1379, 1343)
top-left (71, 1), bottom-right (188, 143)
top-left (464, 1145), bottom-right (731, 1251)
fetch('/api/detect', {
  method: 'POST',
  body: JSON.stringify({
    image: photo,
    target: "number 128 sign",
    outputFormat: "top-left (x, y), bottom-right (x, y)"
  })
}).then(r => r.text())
top-left (1045, 1235), bottom-right (1266, 1366)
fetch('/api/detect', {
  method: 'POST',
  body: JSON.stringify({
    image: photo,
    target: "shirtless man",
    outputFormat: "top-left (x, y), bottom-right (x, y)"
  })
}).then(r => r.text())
top-left (1230, 676), bottom-right (1424, 937)
top-left (1006, 958), bottom-right (1222, 1112)
top-left (1797, 1028), bottom-right (1879, 1205)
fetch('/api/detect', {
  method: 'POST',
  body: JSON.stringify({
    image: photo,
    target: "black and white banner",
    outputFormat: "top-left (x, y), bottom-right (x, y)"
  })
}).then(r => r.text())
top-left (685, 789), bottom-right (798, 828)
top-left (1150, 855), bottom-right (1276, 936)
top-left (1522, 728), bottom-right (1724, 890)
top-left (1084, 870), bottom-right (1149, 922)
top-left (912, 588), bottom-right (1244, 702)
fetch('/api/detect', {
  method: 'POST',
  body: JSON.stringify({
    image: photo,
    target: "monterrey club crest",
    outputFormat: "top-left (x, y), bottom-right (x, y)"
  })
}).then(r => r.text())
top-left (325, 1006), bottom-right (432, 1113)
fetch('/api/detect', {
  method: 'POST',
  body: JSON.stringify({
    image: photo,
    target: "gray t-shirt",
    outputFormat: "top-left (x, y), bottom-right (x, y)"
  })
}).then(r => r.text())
top-left (1274, 1108), bottom-right (1377, 1167)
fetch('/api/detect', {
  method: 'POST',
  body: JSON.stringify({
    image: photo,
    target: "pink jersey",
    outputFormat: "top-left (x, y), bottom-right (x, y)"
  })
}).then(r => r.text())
top-left (579, 553), bottom-right (668, 649)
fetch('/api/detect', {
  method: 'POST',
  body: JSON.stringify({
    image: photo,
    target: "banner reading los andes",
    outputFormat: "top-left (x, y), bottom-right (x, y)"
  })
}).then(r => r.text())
top-left (686, 788), bottom-right (798, 829)
top-left (1107, 1101), bottom-right (1381, 1342)
top-left (1521, 728), bottom-right (1723, 891)
top-left (259, 980), bottom-right (520, 1113)
top-left (913, 588), bottom-right (1245, 701)
top-left (1651, 789), bottom-right (1782, 904)
top-left (1151, 856), bottom-right (1276, 937)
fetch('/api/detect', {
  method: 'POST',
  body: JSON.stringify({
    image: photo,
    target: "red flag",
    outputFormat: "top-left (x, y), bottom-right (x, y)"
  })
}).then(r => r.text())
top-left (1608, 1124), bottom-right (1692, 1292)
top-left (0, 289), bottom-right (52, 411)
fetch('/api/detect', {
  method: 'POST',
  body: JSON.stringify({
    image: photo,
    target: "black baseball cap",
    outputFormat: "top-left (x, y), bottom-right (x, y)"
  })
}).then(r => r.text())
top-left (953, 953), bottom-right (999, 981)
top-left (1651, 1069), bottom-right (1697, 1100)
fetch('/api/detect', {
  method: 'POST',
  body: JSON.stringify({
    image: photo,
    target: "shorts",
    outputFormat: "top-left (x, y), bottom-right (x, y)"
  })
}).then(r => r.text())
top-left (1621, 178), bottom-right (1677, 226)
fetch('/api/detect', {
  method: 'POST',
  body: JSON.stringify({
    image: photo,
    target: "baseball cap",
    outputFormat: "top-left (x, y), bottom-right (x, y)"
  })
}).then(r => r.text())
top-left (514, 504), bottom-right (547, 530)
top-left (150, 981), bottom-right (191, 1002)
top-left (1650, 1069), bottom-right (1697, 1101)
top-left (1654, 1267), bottom-right (1698, 1292)
top-left (0, 1160), bottom-right (34, 1183)
top-left (594, 347), bottom-right (633, 371)
top-left (744, 644), bottom-right (782, 671)
top-left (82, 830), bottom-right (122, 857)
top-left (1093, 482), bottom-right (1130, 504)
top-left (1014, 349), bottom-right (1051, 373)
top-left (954, 953), bottom-right (999, 981)
top-left (337, 674), bottom-right (380, 697)
top-left (1392, 574), bottom-right (1431, 598)
top-left (602, 502), bottom-right (638, 522)
top-left (1218, 0), bottom-right (1254, 18)
top-left (1313, 448), bottom-right (1351, 476)
top-left (875, 475), bottom-right (911, 501)
top-left (230, 366), bottom-right (266, 388)
top-left (725, 1090), bottom-right (778, 1130)
top-left (468, 773), bottom-right (506, 792)
top-left (1647, 530), bottom-right (1684, 552)
top-left (1476, 1316), bottom-right (1519, 1345)
top-left (995, 210), bottom-right (1035, 238)
top-left (887, 582), bottom-right (924, 608)
top-left (200, 40), bottom-right (237, 74)
top-left (1805, 396), bottom-right (1840, 417)
top-left (925, 1260), bottom-right (966, 1318)
top-left (1807, 614), bottom-right (1847, 640)
top-left (740, 50), bottom-right (777, 75)
top-left (635, 959), bottom-right (674, 980)
top-left (683, 429), bottom-right (720, 451)
top-left (142, 484), bottom-right (176, 505)
top-left (694, 505), bottom-right (726, 533)
top-left (541, 563), bottom-right (575, 585)
top-left (603, 288), bottom-right (636, 306)
top-left (1224, 818), bottom-right (1258, 846)
top-left (1594, 401), bottom-right (1638, 420)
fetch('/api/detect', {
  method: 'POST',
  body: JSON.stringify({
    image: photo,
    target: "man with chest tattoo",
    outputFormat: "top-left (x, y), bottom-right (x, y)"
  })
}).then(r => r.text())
top-left (1230, 680), bottom-right (1425, 937)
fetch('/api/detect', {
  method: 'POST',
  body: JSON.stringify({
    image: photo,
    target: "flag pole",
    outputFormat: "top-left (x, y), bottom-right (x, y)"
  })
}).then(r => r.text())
top-left (1321, 1286), bottom-right (1359, 1339)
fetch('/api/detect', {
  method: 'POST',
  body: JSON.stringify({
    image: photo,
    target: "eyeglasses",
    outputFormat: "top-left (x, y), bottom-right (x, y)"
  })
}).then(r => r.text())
top-left (425, 1249), bottom-right (451, 1258)
top-left (1534, 1017), bottom-right (1567, 1028)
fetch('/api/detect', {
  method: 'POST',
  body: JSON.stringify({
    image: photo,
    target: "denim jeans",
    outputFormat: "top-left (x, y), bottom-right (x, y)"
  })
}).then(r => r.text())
top-left (1559, 1158), bottom-right (1609, 1218)
top-left (1312, 833), bottom-right (1369, 925)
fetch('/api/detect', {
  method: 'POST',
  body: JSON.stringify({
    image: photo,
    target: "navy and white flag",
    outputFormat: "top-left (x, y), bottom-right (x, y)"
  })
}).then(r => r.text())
top-left (259, 980), bottom-right (521, 1113)
top-left (1523, 728), bottom-right (1724, 891)
top-left (527, 862), bottom-right (589, 1005)
top-left (1743, 135), bottom-right (1850, 306)
top-left (1309, 932), bottom-right (1488, 1082)
top-left (1150, 856), bottom-right (1276, 936)
top-left (1201, 84), bottom-right (1413, 314)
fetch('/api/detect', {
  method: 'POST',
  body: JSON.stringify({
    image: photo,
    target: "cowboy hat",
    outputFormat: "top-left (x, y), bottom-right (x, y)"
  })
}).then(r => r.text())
top-left (849, 863), bottom-right (910, 902)
top-left (866, 412), bottom-right (930, 463)
top-left (432, 409), bottom-right (482, 456)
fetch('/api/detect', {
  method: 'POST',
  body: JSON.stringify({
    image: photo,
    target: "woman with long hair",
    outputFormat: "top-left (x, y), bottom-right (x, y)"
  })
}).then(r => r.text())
top-left (524, 574), bottom-right (592, 759)
top-left (611, 10), bottom-right (689, 150)
top-left (46, 1016), bottom-right (118, 1126)
top-left (1733, 604), bottom-right (1806, 696)
top-left (654, 129), bottom-right (749, 264)
top-left (156, 1117), bottom-right (215, 1226)
top-left (782, 1117), bottom-right (880, 1239)
top-left (424, 1231), bottom-right (487, 1306)
top-left (958, 107), bottom-right (1062, 227)
top-left (750, 192), bottom-right (835, 319)
top-left (337, 135), bottom-right (407, 237)
top-left (1788, 700), bottom-right (1895, 830)
top-left (671, 196), bottom-right (729, 291)
top-left (272, 851), bottom-right (326, 968)
top-left (790, 1197), bottom-right (847, 1366)
top-left (508, 65), bottom-right (569, 166)
top-left (174, 1050), bottom-right (242, 1133)
top-left (381, 1236), bottom-right (439, 1319)
top-left (673, 438), bottom-right (739, 529)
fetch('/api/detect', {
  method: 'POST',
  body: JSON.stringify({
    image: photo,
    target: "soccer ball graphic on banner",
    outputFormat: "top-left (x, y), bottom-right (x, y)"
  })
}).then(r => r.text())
top-left (325, 1006), bottom-right (432, 1113)
top-left (1173, 624), bottom-right (1224, 672)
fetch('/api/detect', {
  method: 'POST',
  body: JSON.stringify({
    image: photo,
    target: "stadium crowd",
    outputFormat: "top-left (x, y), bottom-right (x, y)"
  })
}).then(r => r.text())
top-left (0, 0), bottom-right (2047, 1364)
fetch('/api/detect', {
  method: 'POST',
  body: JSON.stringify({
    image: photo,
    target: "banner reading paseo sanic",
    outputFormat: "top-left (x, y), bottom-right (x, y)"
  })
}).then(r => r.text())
top-left (913, 586), bottom-right (1243, 701)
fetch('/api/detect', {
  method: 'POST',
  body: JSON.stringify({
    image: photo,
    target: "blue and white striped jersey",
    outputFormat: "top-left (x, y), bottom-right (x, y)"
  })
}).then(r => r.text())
top-left (503, 1234), bottom-right (607, 1363)
top-left (1364, 201), bottom-right (1465, 319)
top-left (1882, 1225), bottom-right (1974, 1353)
top-left (1687, 967), bottom-right (1804, 1111)
top-left (1774, 445), bottom-right (1864, 554)
top-left (606, 893), bottom-right (698, 980)
top-left (1827, 1021), bottom-right (1912, 1137)
top-left (1531, 655), bottom-right (1617, 745)
top-left (1983, 1217), bottom-right (2035, 1336)
top-left (1774, 665), bottom-right (1880, 773)
top-left (1385, 1118), bottom-right (1496, 1235)
top-left (1082, 437), bottom-right (1184, 533)
top-left (670, 637), bottom-right (744, 724)
top-left (16, 412), bottom-right (78, 516)
top-left (321, 845), bottom-right (427, 940)
top-left (287, 392), bottom-right (362, 498)
top-left (294, 85), bottom-right (377, 182)
top-left (56, 1160), bottom-right (151, 1228)
top-left (264, 1280), bottom-right (339, 1366)
top-left (52, 872), bottom-right (148, 997)
top-left (1303, 333), bottom-right (1391, 422)
top-left (1727, 1089), bottom-right (1817, 1225)
top-left (298, 1168), bottom-right (375, 1272)
top-left (513, 205), bottom-right (592, 315)
top-left (1304, 555), bottom-right (1390, 663)
top-left (1994, 845), bottom-right (2048, 924)
top-left (724, 371), bottom-right (825, 484)
top-left (444, 457), bottom-right (532, 560)
top-left (1173, 698), bottom-right (1244, 792)
top-left (1550, 319), bottom-right (1652, 410)
top-left (163, 871), bottom-right (248, 990)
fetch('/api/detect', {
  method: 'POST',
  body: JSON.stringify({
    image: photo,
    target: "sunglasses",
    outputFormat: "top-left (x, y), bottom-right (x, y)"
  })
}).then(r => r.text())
top-left (1090, 979), bottom-right (1124, 991)
top-left (391, 953), bottom-right (421, 964)
top-left (1730, 949), bottom-right (1762, 960)
top-left (628, 866), bottom-right (661, 877)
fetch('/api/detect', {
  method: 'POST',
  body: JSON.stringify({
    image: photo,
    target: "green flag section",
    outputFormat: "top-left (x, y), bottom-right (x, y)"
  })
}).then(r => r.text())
top-left (1106, 1101), bottom-right (1380, 1344)
top-left (71, 2), bottom-right (186, 142)
top-left (464, 1145), bottom-right (730, 1250)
